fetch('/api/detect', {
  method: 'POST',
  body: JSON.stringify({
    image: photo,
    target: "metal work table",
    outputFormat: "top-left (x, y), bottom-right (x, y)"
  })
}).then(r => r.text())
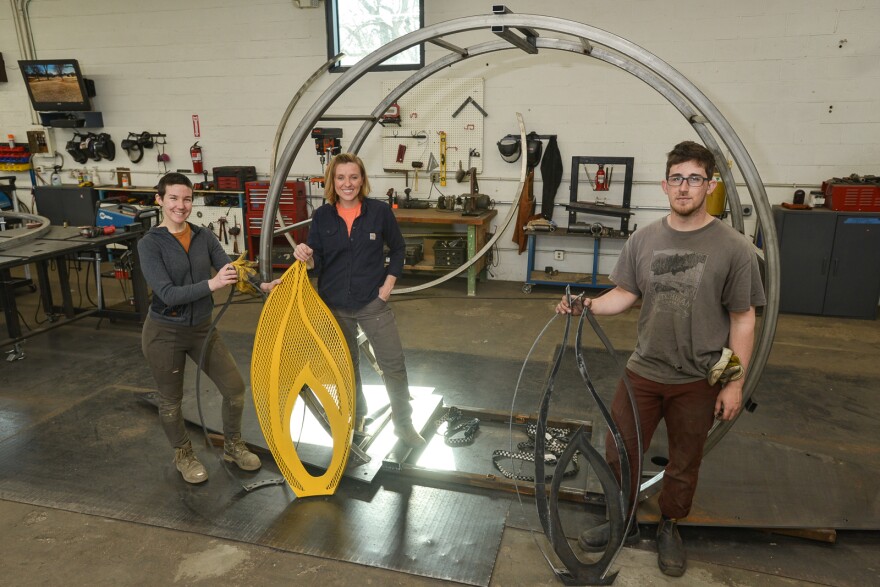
top-left (0, 225), bottom-right (149, 358)
top-left (392, 207), bottom-right (497, 296)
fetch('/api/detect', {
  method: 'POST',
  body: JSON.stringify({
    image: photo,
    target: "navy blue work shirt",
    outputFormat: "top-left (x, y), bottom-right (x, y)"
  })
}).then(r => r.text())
top-left (306, 197), bottom-right (405, 310)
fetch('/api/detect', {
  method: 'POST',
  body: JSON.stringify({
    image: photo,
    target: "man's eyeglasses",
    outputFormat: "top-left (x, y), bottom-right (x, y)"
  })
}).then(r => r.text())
top-left (667, 175), bottom-right (710, 187)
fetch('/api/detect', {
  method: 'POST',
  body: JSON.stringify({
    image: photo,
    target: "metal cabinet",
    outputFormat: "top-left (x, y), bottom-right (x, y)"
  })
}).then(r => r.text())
top-left (773, 206), bottom-right (880, 319)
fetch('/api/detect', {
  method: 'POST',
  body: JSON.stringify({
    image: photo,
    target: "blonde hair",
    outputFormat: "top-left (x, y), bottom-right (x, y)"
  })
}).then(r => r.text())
top-left (324, 153), bottom-right (371, 204)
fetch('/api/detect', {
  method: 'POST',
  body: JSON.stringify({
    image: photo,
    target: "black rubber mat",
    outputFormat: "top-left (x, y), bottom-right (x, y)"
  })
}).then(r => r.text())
top-left (0, 389), bottom-right (507, 586)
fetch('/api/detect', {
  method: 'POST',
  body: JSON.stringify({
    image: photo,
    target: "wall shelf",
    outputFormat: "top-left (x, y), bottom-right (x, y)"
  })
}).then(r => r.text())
top-left (38, 112), bottom-right (104, 129)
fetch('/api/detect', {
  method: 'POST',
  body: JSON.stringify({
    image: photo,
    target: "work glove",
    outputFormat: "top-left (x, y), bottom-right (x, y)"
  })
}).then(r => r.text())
top-left (707, 347), bottom-right (744, 386)
top-left (230, 252), bottom-right (261, 296)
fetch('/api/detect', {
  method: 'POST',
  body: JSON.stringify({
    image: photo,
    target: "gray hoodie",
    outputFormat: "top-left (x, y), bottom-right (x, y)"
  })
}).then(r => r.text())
top-left (137, 223), bottom-right (230, 326)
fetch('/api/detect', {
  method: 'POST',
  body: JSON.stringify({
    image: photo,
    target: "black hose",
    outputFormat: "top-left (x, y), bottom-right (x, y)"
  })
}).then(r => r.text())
top-left (194, 286), bottom-right (236, 447)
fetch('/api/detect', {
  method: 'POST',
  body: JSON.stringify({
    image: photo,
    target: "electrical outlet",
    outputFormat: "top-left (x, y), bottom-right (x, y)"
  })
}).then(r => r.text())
top-left (554, 250), bottom-right (564, 261)
top-left (742, 205), bottom-right (753, 217)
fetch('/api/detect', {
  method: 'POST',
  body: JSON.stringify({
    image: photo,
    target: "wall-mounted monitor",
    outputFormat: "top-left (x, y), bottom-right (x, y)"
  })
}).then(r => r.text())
top-left (18, 59), bottom-right (94, 112)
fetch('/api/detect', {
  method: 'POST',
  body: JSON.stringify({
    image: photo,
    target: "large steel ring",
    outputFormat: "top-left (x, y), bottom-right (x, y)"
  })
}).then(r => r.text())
top-left (261, 8), bottom-right (779, 501)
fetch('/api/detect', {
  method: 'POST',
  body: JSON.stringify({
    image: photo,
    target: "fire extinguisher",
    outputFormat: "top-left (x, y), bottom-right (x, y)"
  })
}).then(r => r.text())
top-left (595, 163), bottom-right (606, 191)
top-left (190, 142), bottom-right (203, 174)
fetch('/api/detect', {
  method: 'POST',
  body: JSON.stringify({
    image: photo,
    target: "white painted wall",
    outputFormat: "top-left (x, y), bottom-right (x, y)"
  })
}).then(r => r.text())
top-left (1, 0), bottom-right (878, 283)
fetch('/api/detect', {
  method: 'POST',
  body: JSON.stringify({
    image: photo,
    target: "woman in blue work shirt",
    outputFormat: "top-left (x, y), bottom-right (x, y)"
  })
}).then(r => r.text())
top-left (293, 153), bottom-right (425, 448)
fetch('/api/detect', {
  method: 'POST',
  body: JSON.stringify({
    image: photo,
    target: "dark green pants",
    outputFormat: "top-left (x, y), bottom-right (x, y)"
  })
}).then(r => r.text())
top-left (141, 315), bottom-right (245, 448)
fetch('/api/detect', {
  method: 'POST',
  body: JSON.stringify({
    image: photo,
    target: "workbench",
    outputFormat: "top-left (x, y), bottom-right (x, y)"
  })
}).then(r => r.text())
top-left (0, 225), bottom-right (149, 359)
top-left (392, 207), bottom-right (497, 296)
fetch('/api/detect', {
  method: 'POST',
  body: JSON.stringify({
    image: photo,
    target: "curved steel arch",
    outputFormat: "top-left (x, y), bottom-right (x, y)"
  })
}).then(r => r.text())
top-left (262, 11), bottom-right (779, 501)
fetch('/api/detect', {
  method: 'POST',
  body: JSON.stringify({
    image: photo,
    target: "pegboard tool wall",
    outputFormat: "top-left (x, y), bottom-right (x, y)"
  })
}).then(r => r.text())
top-left (190, 196), bottom-right (244, 257)
top-left (381, 78), bottom-right (484, 176)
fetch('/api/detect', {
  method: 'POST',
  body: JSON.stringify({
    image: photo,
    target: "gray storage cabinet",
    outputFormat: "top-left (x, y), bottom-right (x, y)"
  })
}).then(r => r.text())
top-left (773, 206), bottom-right (880, 319)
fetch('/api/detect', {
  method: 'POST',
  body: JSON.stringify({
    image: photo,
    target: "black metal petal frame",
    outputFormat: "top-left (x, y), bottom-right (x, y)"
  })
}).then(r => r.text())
top-left (532, 289), bottom-right (643, 584)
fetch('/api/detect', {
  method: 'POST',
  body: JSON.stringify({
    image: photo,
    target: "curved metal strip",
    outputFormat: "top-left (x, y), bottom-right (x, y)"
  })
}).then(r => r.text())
top-left (0, 212), bottom-right (51, 251)
top-left (543, 430), bottom-right (624, 585)
top-left (576, 308), bottom-right (642, 538)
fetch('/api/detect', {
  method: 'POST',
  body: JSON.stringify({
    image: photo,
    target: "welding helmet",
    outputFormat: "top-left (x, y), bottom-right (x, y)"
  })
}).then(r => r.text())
top-left (93, 133), bottom-right (116, 161)
top-left (65, 135), bottom-right (89, 164)
top-left (121, 132), bottom-right (146, 163)
top-left (526, 133), bottom-right (543, 168)
top-left (496, 136), bottom-right (521, 163)
top-left (84, 133), bottom-right (102, 161)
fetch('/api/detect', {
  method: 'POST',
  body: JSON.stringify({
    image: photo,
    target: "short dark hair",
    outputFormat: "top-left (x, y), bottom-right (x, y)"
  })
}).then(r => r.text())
top-left (666, 141), bottom-right (716, 178)
top-left (324, 153), bottom-right (371, 205)
top-left (156, 172), bottom-right (193, 197)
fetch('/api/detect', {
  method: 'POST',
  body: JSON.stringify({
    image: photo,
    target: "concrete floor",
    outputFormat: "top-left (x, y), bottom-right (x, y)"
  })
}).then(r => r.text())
top-left (1, 266), bottom-right (878, 586)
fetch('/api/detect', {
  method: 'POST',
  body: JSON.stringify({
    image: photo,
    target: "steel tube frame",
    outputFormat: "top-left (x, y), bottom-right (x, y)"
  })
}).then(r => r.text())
top-left (262, 11), bottom-right (779, 501)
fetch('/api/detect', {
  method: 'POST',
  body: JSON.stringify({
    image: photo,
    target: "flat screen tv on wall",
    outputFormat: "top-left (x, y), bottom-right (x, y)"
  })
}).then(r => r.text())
top-left (18, 59), bottom-right (94, 112)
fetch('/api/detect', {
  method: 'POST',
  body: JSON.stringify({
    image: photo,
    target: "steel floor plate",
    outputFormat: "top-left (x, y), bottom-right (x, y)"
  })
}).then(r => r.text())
top-left (0, 390), bottom-right (506, 586)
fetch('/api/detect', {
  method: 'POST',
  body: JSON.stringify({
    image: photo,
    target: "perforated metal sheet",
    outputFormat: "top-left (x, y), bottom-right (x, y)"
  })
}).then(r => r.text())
top-left (251, 261), bottom-right (355, 497)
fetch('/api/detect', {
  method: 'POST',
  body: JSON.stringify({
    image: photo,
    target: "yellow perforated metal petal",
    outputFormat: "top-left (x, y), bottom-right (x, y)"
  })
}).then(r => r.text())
top-left (251, 261), bottom-right (355, 497)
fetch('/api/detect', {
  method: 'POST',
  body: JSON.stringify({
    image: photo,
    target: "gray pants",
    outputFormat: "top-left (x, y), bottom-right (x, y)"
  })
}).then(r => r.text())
top-left (333, 297), bottom-right (413, 430)
top-left (141, 314), bottom-right (245, 448)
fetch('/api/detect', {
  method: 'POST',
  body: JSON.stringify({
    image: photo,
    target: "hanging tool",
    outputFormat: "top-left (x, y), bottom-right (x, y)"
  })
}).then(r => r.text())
top-left (229, 219), bottom-right (241, 255)
top-left (456, 161), bottom-right (467, 183)
top-left (217, 216), bottom-right (229, 245)
top-left (439, 131), bottom-right (447, 187)
top-left (412, 160), bottom-right (423, 191)
top-left (452, 96), bottom-right (488, 118)
top-left (468, 148), bottom-right (480, 170)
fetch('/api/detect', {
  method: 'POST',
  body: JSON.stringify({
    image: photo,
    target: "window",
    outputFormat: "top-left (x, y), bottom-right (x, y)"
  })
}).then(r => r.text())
top-left (326, 0), bottom-right (424, 71)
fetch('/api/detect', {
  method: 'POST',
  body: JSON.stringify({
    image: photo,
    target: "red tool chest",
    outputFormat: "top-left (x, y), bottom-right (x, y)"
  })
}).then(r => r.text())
top-left (244, 181), bottom-right (309, 268)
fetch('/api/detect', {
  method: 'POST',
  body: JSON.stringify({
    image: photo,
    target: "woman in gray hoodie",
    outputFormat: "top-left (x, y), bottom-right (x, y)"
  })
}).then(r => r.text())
top-left (138, 172), bottom-right (279, 484)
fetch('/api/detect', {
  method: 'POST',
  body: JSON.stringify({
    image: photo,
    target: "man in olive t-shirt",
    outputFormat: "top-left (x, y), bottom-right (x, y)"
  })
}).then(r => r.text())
top-left (557, 141), bottom-right (765, 577)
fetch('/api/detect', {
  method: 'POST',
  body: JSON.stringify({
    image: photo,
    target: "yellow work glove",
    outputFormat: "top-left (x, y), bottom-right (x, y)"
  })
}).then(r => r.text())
top-left (231, 252), bottom-right (261, 296)
top-left (707, 347), bottom-right (744, 386)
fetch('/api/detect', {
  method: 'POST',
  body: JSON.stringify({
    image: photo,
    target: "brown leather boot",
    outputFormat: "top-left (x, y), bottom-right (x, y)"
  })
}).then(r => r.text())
top-left (657, 517), bottom-right (687, 577)
top-left (577, 521), bottom-right (640, 552)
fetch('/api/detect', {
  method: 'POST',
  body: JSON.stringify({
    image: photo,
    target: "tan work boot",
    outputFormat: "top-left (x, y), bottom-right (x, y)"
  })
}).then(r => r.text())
top-left (223, 436), bottom-right (261, 471)
top-left (174, 444), bottom-right (208, 484)
top-left (395, 424), bottom-right (427, 448)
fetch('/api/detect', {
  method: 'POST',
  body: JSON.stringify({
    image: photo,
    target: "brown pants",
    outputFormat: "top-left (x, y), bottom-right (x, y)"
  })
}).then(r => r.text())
top-left (605, 369), bottom-right (719, 519)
